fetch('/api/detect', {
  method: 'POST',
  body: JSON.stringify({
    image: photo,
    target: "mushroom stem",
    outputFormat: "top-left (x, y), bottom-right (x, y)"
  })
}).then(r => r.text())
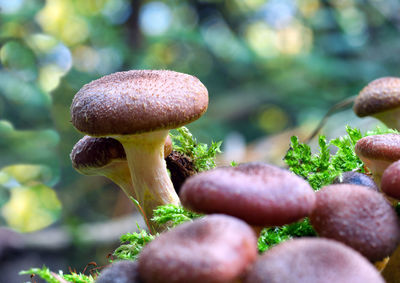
top-left (100, 161), bottom-right (137, 199)
top-left (117, 130), bottom-right (180, 233)
top-left (374, 108), bottom-right (400, 131)
top-left (381, 245), bottom-right (400, 282)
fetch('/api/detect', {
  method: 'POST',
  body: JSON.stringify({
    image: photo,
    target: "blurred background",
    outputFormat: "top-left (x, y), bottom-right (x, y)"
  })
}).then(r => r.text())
top-left (0, 0), bottom-right (399, 281)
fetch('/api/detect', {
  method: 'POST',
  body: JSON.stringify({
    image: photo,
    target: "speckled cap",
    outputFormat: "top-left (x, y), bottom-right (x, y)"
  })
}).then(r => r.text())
top-left (244, 238), bottom-right (385, 283)
top-left (310, 184), bottom-right (400, 262)
top-left (180, 162), bottom-right (316, 226)
top-left (70, 136), bottom-right (126, 171)
top-left (355, 134), bottom-right (400, 162)
top-left (138, 214), bottom-right (257, 283)
top-left (354, 77), bottom-right (400, 117)
top-left (70, 70), bottom-right (208, 136)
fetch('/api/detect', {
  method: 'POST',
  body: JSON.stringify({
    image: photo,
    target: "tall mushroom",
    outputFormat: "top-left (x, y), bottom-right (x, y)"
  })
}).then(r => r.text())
top-left (71, 70), bottom-right (208, 232)
top-left (354, 77), bottom-right (400, 130)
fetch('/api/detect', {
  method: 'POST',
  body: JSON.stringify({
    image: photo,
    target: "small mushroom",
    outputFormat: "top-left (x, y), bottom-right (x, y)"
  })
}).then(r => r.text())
top-left (70, 135), bottom-right (173, 200)
top-left (244, 238), bottom-right (385, 283)
top-left (332, 171), bottom-right (378, 191)
top-left (71, 70), bottom-right (208, 232)
top-left (96, 261), bottom-right (142, 283)
top-left (354, 77), bottom-right (400, 130)
top-left (137, 214), bottom-right (258, 283)
top-left (180, 162), bottom-right (315, 228)
top-left (309, 184), bottom-right (400, 262)
top-left (70, 135), bottom-right (173, 229)
top-left (355, 134), bottom-right (400, 186)
top-left (71, 136), bottom-right (135, 199)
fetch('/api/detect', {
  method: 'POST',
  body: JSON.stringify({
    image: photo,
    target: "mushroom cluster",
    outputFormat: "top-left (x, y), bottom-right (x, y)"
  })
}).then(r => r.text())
top-left (70, 73), bottom-right (400, 282)
top-left (70, 70), bottom-right (209, 233)
top-left (95, 161), bottom-right (390, 282)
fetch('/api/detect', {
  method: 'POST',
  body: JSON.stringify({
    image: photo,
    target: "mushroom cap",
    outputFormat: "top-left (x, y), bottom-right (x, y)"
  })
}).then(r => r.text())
top-left (355, 134), bottom-right (400, 162)
top-left (70, 136), bottom-right (126, 173)
top-left (71, 70), bottom-right (208, 136)
top-left (332, 171), bottom-right (378, 191)
top-left (354, 77), bottom-right (400, 117)
top-left (310, 184), bottom-right (400, 261)
top-left (96, 261), bottom-right (143, 283)
top-left (381, 160), bottom-right (400, 200)
top-left (244, 238), bottom-right (384, 283)
top-left (180, 162), bottom-right (315, 226)
top-left (138, 214), bottom-right (258, 283)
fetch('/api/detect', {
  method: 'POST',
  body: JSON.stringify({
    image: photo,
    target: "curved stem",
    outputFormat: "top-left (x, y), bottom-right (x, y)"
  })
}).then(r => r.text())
top-left (118, 130), bottom-right (181, 233)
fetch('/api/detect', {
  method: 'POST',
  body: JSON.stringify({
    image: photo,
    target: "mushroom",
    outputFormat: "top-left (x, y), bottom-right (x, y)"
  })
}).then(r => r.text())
top-left (244, 238), bottom-right (385, 283)
top-left (355, 134), bottom-right (400, 186)
top-left (354, 77), bottom-right (400, 130)
top-left (70, 135), bottom-right (173, 199)
top-left (180, 162), bottom-right (316, 229)
top-left (309, 184), bottom-right (400, 262)
top-left (70, 135), bottom-right (173, 230)
top-left (137, 214), bottom-right (258, 283)
top-left (70, 70), bottom-right (208, 232)
top-left (96, 261), bottom-right (142, 283)
top-left (332, 171), bottom-right (378, 191)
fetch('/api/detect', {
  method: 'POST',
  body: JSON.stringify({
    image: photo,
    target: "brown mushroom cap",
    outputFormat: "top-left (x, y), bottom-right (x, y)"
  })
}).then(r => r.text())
top-left (70, 136), bottom-right (126, 173)
top-left (354, 77), bottom-right (400, 117)
top-left (355, 134), bottom-right (400, 162)
top-left (180, 162), bottom-right (316, 226)
top-left (138, 214), bottom-right (258, 283)
top-left (70, 70), bottom-right (208, 136)
top-left (355, 134), bottom-right (400, 184)
top-left (310, 184), bottom-right (400, 262)
top-left (381, 160), bottom-right (400, 200)
top-left (244, 238), bottom-right (385, 283)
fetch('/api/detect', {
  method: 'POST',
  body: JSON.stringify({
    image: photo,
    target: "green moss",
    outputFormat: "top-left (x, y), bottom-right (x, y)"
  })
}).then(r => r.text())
top-left (20, 266), bottom-right (96, 283)
top-left (170, 127), bottom-right (222, 172)
top-left (284, 126), bottom-right (398, 190)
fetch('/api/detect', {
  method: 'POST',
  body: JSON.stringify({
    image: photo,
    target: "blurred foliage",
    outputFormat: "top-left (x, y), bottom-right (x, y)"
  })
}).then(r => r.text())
top-left (0, 164), bottom-right (62, 232)
top-left (1, 0), bottom-right (400, 270)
